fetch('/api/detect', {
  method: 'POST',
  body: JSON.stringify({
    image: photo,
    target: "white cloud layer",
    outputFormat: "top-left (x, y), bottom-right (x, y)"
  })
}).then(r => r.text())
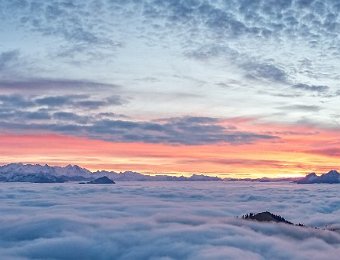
top-left (0, 181), bottom-right (339, 259)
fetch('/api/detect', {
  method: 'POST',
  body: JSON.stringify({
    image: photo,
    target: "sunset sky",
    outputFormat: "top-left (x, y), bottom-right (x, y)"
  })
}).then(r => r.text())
top-left (0, 0), bottom-right (339, 177)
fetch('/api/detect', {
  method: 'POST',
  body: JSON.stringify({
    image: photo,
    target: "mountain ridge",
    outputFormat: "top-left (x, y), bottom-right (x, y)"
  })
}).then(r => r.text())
top-left (1, 163), bottom-right (339, 184)
top-left (0, 163), bottom-right (221, 183)
top-left (296, 170), bottom-right (340, 184)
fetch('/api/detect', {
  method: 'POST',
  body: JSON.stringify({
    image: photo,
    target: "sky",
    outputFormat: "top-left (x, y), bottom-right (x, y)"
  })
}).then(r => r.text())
top-left (0, 0), bottom-right (339, 177)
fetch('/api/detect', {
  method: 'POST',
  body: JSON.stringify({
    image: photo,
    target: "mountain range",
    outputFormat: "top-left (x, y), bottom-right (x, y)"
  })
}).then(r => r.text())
top-left (0, 163), bottom-right (339, 184)
top-left (296, 170), bottom-right (340, 184)
top-left (0, 163), bottom-right (221, 183)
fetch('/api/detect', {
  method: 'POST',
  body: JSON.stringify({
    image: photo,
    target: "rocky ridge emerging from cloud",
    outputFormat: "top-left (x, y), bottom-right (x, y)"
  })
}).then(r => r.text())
top-left (297, 170), bottom-right (340, 184)
top-left (242, 211), bottom-right (303, 226)
top-left (85, 176), bottom-right (115, 184)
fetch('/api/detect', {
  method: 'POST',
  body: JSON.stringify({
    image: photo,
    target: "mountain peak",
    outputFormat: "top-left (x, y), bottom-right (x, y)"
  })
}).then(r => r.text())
top-left (65, 164), bottom-right (77, 169)
top-left (305, 172), bottom-right (317, 177)
top-left (326, 170), bottom-right (339, 176)
top-left (86, 176), bottom-right (115, 184)
top-left (297, 170), bottom-right (340, 184)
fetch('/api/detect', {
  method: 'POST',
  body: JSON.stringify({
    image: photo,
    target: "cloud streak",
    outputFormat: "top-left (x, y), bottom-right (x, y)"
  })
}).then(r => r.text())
top-left (0, 105), bottom-right (277, 145)
top-left (0, 78), bottom-right (120, 91)
top-left (292, 83), bottom-right (330, 93)
top-left (0, 92), bottom-right (277, 145)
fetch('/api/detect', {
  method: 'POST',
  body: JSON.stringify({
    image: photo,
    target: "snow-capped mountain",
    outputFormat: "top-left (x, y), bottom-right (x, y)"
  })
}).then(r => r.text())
top-left (0, 163), bottom-right (91, 176)
top-left (93, 170), bottom-right (151, 181)
top-left (0, 163), bottom-right (222, 183)
top-left (56, 164), bottom-right (92, 176)
top-left (297, 170), bottom-right (340, 184)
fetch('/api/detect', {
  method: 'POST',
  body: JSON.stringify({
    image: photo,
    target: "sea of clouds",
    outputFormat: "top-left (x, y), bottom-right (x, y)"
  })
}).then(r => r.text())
top-left (0, 181), bottom-right (340, 259)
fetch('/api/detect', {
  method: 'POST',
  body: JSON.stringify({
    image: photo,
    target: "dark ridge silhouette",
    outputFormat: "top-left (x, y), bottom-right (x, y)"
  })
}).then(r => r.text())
top-left (241, 211), bottom-right (305, 226)
top-left (297, 170), bottom-right (340, 184)
top-left (87, 176), bottom-right (115, 184)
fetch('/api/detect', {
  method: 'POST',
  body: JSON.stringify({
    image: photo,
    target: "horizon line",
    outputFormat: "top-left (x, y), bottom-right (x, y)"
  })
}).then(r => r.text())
top-left (1, 162), bottom-right (334, 179)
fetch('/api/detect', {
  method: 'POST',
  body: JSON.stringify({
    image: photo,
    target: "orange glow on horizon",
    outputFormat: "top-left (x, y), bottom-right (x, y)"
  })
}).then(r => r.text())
top-left (1, 120), bottom-right (339, 178)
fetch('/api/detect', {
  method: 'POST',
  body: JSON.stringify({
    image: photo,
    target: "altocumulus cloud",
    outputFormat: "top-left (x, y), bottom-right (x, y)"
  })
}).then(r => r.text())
top-left (0, 182), bottom-right (339, 259)
top-left (2, 0), bottom-right (339, 81)
top-left (0, 0), bottom-right (339, 127)
top-left (5, 0), bottom-right (337, 50)
top-left (0, 50), bottom-right (20, 71)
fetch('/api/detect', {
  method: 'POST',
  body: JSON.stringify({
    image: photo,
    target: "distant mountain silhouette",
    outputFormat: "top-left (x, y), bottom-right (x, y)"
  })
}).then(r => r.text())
top-left (297, 170), bottom-right (340, 184)
top-left (86, 176), bottom-right (115, 184)
top-left (2, 163), bottom-right (338, 184)
top-left (224, 177), bottom-right (301, 182)
top-left (0, 163), bottom-right (221, 183)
